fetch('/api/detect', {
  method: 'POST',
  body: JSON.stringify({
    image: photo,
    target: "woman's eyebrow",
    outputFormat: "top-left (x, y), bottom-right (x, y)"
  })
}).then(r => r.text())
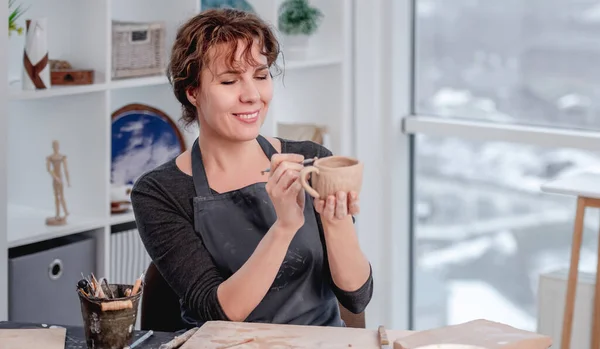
top-left (217, 69), bottom-right (242, 76)
top-left (217, 65), bottom-right (268, 76)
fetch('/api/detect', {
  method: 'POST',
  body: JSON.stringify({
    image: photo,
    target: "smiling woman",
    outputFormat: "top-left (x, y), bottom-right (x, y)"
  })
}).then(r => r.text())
top-left (130, 8), bottom-right (373, 329)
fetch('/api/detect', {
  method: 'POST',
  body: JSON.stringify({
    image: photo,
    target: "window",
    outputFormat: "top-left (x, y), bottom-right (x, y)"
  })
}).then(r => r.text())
top-left (412, 134), bottom-right (600, 330)
top-left (415, 0), bottom-right (600, 132)
top-left (409, 0), bottom-right (600, 331)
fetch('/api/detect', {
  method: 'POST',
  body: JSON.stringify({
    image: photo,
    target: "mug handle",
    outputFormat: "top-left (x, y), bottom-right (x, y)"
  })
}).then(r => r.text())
top-left (300, 166), bottom-right (321, 199)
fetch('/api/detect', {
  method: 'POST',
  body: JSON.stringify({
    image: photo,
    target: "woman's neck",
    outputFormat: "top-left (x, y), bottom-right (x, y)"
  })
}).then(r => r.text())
top-left (198, 131), bottom-right (262, 173)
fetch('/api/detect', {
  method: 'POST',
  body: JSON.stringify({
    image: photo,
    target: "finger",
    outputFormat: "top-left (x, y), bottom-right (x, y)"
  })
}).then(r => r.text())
top-left (348, 191), bottom-right (360, 215)
top-left (349, 198), bottom-right (360, 215)
top-left (271, 162), bottom-right (303, 184)
top-left (314, 198), bottom-right (325, 214)
top-left (323, 195), bottom-right (335, 220)
top-left (268, 167), bottom-right (297, 196)
top-left (285, 178), bottom-right (302, 194)
top-left (277, 170), bottom-right (299, 192)
top-left (269, 153), bottom-right (304, 177)
top-left (291, 181), bottom-right (305, 207)
top-left (335, 192), bottom-right (347, 219)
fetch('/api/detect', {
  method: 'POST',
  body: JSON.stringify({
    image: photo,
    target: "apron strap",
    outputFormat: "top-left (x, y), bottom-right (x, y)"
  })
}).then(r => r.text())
top-left (256, 134), bottom-right (279, 159)
top-left (191, 137), bottom-right (212, 197)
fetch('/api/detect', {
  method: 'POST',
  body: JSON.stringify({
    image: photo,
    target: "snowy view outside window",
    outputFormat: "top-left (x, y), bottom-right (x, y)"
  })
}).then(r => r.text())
top-left (413, 0), bottom-right (600, 331)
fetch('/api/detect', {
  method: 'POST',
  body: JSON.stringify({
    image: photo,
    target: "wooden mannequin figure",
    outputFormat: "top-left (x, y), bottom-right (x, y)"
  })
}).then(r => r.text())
top-left (45, 140), bottom-right (70, 226)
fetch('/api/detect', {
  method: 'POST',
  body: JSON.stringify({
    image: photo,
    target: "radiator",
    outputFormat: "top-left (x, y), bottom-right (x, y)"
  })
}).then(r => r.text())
top-left (110, 222), bottom-right (152, 285)
top-left (537, 269), bottom-right (597, 349)
top-left (110, 222), bottom-right (152, 330)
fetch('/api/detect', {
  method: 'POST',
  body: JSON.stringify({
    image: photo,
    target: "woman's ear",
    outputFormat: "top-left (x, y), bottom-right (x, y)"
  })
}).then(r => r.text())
top-left (186, 87), bottom-right (198, 106)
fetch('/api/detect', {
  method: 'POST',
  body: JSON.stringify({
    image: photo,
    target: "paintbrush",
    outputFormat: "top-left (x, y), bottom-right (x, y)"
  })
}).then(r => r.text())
top-left (261, 157), bottom-right (317, 174)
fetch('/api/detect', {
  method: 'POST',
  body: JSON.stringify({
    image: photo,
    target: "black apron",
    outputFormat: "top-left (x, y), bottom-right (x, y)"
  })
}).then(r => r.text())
top-left (183, 135), bottom-right (342, 327)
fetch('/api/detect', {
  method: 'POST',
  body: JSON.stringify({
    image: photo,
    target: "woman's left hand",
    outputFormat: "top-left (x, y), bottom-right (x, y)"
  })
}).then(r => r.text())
top-left (314, 191), bottom-right (360, 222)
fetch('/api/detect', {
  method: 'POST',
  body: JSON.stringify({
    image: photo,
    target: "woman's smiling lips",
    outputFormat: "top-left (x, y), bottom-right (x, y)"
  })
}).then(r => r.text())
top-left (233, 109), bottom-right (260, 124)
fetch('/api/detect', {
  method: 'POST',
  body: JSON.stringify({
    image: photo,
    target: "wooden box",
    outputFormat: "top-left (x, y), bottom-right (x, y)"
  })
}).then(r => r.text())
top-left (51, 70), bottom-right (94, 85)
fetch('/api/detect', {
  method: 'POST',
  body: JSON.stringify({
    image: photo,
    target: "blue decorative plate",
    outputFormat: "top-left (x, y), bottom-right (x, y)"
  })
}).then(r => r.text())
top-left (111, 103), bottom-right (186, 186)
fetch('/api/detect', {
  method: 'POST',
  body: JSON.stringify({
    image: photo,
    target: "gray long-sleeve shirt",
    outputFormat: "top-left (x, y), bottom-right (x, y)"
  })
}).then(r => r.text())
top-left (131, 138), bottom-right (374, 326)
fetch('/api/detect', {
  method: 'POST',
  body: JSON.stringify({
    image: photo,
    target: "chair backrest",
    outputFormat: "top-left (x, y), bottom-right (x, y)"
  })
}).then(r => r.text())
top-left (141, 262), bottom-right (189, 332)
top-left (141, 262), bottom-right (365, 331)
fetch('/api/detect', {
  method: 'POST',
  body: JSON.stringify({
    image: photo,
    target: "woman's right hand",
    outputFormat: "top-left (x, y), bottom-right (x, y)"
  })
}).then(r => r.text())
top-left (265, 153), bottom-right (306, 232)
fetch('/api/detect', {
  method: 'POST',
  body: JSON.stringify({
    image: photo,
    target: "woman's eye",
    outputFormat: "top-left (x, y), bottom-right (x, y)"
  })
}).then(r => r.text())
top-left (256, 75), bottom-right (268, 80)
top-left (221, 81), bottom-right (235, 85)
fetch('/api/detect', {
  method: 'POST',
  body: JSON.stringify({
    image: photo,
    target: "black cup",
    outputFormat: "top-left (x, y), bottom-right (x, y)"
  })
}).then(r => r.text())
top-left (78, 283), bottom-right (142, 349)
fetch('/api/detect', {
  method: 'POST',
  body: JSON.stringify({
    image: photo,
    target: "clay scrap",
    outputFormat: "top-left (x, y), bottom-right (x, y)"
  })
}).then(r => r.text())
top-left (394, 319), bottom-right (552, 349)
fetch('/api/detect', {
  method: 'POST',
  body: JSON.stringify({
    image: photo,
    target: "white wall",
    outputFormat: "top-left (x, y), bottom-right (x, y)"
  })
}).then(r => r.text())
top-left (353, 0), bottom-right (412, 330)
top-left (1, 1), bottom-right (9, 320)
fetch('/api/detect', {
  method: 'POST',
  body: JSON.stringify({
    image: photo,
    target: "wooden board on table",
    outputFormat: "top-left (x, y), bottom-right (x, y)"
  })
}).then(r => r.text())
top-left (181, 321), bottom-right (413, 349)
top-left (0, 328), bottom-right (66, 349)
top-left (393, 320), bottom-right (553, 349)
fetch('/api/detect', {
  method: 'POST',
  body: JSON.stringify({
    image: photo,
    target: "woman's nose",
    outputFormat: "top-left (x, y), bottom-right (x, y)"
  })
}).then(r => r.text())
top-left (240, 82), bottom-right (260, 103)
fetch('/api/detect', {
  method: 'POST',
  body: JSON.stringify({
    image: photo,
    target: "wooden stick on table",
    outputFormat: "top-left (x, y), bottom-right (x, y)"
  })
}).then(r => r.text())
top-left (159, 328), bottom-right (198, 349)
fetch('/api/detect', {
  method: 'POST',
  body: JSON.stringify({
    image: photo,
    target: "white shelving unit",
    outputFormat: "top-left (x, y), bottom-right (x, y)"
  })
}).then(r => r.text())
top-left (0, 0), bottom-right (354, 321)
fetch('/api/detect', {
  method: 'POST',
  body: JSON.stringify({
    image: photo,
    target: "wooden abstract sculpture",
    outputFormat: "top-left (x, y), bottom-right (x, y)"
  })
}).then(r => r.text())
top-left (46, 140), bottom-right (70, 226)
top-left (23, 18), bottom-right (50, 90)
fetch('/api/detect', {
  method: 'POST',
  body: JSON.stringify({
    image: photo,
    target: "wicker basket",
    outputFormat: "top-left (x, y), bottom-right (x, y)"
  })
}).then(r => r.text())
top-left (111, 20), bottom-right (166, 79)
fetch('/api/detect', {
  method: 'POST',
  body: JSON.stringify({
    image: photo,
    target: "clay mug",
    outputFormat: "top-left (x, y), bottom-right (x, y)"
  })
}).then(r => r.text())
top-left (299, 156), bottom-right (363, 199)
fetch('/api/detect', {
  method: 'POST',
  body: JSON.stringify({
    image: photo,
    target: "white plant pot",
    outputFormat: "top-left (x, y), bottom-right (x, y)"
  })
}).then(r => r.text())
top-left (8, 33), bottom-right (24, 87)
top-left (283, 34), bottom-right (311, 60)
top-left (22, 18), bottom-right (51, 90)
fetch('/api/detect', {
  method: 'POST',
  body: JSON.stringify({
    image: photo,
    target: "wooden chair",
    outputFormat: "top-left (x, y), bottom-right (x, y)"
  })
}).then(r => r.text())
top-left (141, 262), bottom-right (365, 332)
top-left (541, 174), bottom-right (600, 349)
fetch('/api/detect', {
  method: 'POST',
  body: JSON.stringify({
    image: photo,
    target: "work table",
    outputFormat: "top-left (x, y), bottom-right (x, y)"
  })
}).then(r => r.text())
top-left (0, 321), bottom-right (177, 349)
top-left (0, 320), bottom-right (414, 348)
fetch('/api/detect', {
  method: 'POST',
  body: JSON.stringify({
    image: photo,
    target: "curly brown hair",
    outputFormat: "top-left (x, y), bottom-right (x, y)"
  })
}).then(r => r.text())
top-left (167, 8), bottom-right (281, 127)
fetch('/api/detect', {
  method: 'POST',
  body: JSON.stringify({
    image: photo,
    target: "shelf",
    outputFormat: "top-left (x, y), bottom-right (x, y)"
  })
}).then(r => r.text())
top-left (9, 82), bottom-right (108, 101)
top-left (283, 56), bottom-right (343, 70)
top-left (6, 57), bottom-right (340, 101)
top-left (110, 211), bottom-right (136, 226)
top-left (109, 75), bottom-right (169, 90)
top-left (7, 204), bottom-right (106, 248)
top-left (7, 74), bottom-right (171, 100)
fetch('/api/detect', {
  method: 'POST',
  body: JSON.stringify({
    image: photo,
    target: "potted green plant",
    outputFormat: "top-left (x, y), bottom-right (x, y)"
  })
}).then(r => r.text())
top-left (277, 0), bottom-right (323, 59)
top-left (9, 0), bottom-right (27, 36)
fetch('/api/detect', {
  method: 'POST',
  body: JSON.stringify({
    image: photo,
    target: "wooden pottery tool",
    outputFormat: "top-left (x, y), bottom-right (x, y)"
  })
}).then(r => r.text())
top-left (131, 272), bottom-right (144, 295)
top-left (159, 327), bottom-right (199, 349)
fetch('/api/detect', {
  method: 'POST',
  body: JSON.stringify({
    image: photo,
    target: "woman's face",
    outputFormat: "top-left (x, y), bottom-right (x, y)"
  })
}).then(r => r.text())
top-left (187, 39), bottom-right (273, 142)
